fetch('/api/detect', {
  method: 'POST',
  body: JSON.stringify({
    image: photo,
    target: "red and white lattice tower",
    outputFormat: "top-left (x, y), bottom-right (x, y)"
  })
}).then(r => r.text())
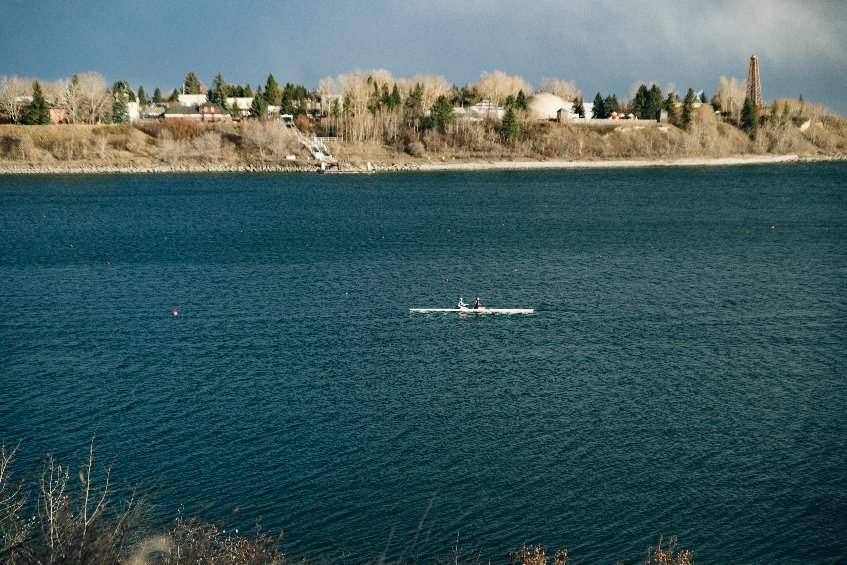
top-left (746, 55), bottom-right (763, 108)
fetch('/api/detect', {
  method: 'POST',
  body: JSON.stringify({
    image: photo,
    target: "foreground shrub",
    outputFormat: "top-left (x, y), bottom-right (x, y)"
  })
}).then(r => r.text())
top-left (644, 535), bottom-right (693, 565)
top-left (1, 442), bottom-right (144, 564)
top-left (1, 443), bottom-right (694, 564)
top-left (134, 120), bottom-right (205, 141)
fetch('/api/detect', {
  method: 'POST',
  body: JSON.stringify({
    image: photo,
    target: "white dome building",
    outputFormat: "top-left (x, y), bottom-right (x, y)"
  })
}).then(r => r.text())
top-left (526, 93), bottom-right (567, 120)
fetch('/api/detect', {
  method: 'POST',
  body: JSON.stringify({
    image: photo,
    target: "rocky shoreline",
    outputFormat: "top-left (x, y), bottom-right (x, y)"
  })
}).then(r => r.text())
top-left (0, 162), bottom-right (312, 175)
top-left (1, 153), bottom-right (844, 176)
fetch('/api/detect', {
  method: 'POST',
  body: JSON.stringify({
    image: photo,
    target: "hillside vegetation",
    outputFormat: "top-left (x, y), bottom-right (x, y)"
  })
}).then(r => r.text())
top-left (0, 100), bottom-right (844, 171)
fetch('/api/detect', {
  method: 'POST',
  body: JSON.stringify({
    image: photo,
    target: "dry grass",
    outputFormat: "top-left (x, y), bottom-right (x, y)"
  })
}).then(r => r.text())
top-left (1, 101), bottom-right (844, 170)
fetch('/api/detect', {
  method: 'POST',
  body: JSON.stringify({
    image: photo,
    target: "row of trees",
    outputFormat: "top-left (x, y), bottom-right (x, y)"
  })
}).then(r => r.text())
top-left (0, 69), bottom-right (780, 144)
top-left (0, 73), bottom-right (115, 124)
top-left (587, 84), bottom-right (703, 130)
top-left (182, 71), bottom-right (311, 116)
top-left (0, 71), bottom-right (317, 125)
top-left (184, 68), bottom-right (766, 143)
top-left (315, 69), bottom-right (544, 143)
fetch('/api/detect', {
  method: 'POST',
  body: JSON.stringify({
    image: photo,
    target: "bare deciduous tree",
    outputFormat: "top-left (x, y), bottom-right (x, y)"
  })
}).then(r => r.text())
top-left (53, 77), bottom-right (86, 124)
top-left (539, 78), bottom-right (581, 100)
top-left (406, 74), bottom-right (450, 109)
top-left (75, 72), bottom-right (110, 124)
top-left (475, 71), bottom-right (532, 106)
top-left (0, 76), bottom-right (33, 124)
top-left (1, 443), bottom-right (30, 559)
top-left (718, 76), bottom-right (745, 118)
top-left (191, 132), bottom-right (223, 162)
top-left (241, 122), bottom-right (298, 164)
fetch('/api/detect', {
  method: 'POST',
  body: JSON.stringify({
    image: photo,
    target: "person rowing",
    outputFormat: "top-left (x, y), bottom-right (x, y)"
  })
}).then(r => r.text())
top-left (473, 296), bottom-right (483, 309)
top-left (458, 297), bottom-right (468, 309)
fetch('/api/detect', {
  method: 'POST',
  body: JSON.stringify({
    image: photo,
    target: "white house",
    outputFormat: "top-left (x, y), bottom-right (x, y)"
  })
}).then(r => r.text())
top-left (127, 101), bottom-right (140, 122)
top-left (225, 97), bottom-right (253, 117)
top-left (177, 94), bottom-right (208, 107)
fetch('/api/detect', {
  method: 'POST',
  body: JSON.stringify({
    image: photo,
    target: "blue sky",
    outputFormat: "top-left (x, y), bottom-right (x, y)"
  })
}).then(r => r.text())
top-left (3, 0), bottom-right (846, 114)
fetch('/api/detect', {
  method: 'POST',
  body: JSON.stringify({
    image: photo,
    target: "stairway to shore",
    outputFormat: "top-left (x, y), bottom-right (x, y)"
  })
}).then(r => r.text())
top-left (284, 119), bottom-right (336, 163)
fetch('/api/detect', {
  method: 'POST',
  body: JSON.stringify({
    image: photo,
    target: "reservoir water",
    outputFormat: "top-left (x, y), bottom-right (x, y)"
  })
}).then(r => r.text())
top-left (1, 164), bottom-right (845, 563)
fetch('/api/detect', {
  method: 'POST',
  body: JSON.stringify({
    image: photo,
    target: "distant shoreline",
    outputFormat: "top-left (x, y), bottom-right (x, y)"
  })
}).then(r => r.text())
top-left (0, 154), bottom-right (843, 176)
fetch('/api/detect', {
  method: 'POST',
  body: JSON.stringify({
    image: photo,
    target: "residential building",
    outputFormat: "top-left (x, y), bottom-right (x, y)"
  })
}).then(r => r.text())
top-left (177, 94), bottom-right (208, 107)
top-left (225, 97), bottom-right (253, 117)
top-left (162, 106), bottom-right (203, 121)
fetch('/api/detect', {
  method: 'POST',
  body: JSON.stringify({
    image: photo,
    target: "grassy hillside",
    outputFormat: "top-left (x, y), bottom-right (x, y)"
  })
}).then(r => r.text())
top-left (0, 101), bottom-right (845, 171)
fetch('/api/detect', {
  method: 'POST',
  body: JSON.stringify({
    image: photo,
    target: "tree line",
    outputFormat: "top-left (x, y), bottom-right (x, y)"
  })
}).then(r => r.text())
top-left (0, 69), bottom-right (774, 141)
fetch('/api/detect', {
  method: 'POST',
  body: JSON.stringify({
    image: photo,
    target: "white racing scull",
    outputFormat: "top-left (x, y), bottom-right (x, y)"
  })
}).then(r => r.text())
top-left (410, 307), bottom-right (533, 315)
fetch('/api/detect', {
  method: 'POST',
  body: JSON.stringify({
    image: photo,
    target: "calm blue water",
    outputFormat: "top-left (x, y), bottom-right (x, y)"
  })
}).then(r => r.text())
top-left (1, 164), bottom-right (845, 563)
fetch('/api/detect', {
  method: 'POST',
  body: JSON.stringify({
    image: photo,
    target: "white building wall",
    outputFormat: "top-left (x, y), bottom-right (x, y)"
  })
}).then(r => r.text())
top-left (127, 101), bottom-right (140, 122)
top-left (225, 97), bottom-right (253, 109)
top-left (178, 94), bottom-right (208, 107)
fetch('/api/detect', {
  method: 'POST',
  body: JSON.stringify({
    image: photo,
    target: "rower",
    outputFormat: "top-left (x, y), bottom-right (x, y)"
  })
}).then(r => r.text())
top-left (458, 297), bottom-right (468, 309)
top-left (473, 297), bottom-right (483, 309)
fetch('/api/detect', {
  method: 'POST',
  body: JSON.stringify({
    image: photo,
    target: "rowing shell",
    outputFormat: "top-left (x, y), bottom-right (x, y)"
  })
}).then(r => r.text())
top-left (410, 308), bottom-right (534, 314)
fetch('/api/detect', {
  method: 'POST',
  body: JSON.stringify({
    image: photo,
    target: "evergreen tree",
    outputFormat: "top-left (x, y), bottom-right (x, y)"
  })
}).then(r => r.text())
top-left (367, 81), bottom-right (382, 114)
top-left (167, 89), bottom-right (180, 103)
top-left (573, 97), bottom-right (585, 118)
top-left (137, 85), bottom-right (149, 108)
top-left (250, 86), bottom-right (268, 119)
top-left (592, 92), bottom-right (605, 119)
top-left (740, 96), bottom-right (758, 137)
top-left (632, 84), bottom-right (648, 119)
top-left (25, 81), bottom-right (51, 125)
top-left (280, 85), bottom-right (306, 116)
top-left (111, 80), bottom-right (132, 101)
top-left (700, 91), bottom-right (708, 104)
top-left (499, 107), bottom-right (519, 144)
top-left (664, 92), bottom-right (680, 125)
top-left (662, 92), bottom-right (677, 111)
top-left (456, 84), bottom-right (480, 107)
top-left (229, 98), bottom-right (243, 119)
top-left (429, 95), bottom-right (454, 133)
top-left (404, 83), bottom-right (424, 127)
top-left (710, 92), bottom-right (722, 113)
top-left (244, 85), bottom-right (253, 98)
top-left (682, 88), bottom-right (696, 129)
top-left (380, 84), bottom-right (392, 109)
top-left (604, 94), bottom-right (618, 115)
top-left (184, 72), bottom-right (202, 94)
top-left (111, 93), bottom-right (129, 124)
top-left (264, 74), bottom-right (281, 105)
top-left (515, 90), bottom-right (528, 111)
top-left (152, 87), bottom-right (163, 106)
top-left (647, 84), bottom-right (663, 120)
top-left (504, 94), bottom-right (515, 109)
top-left (781, 102), bottom-right (791, 123)
top-left (207, 73), bottom-right (228, 109)
top-left (390, 84), bottom-right (401, 109)
top-left (767, 103), bottom-right (780, 126)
